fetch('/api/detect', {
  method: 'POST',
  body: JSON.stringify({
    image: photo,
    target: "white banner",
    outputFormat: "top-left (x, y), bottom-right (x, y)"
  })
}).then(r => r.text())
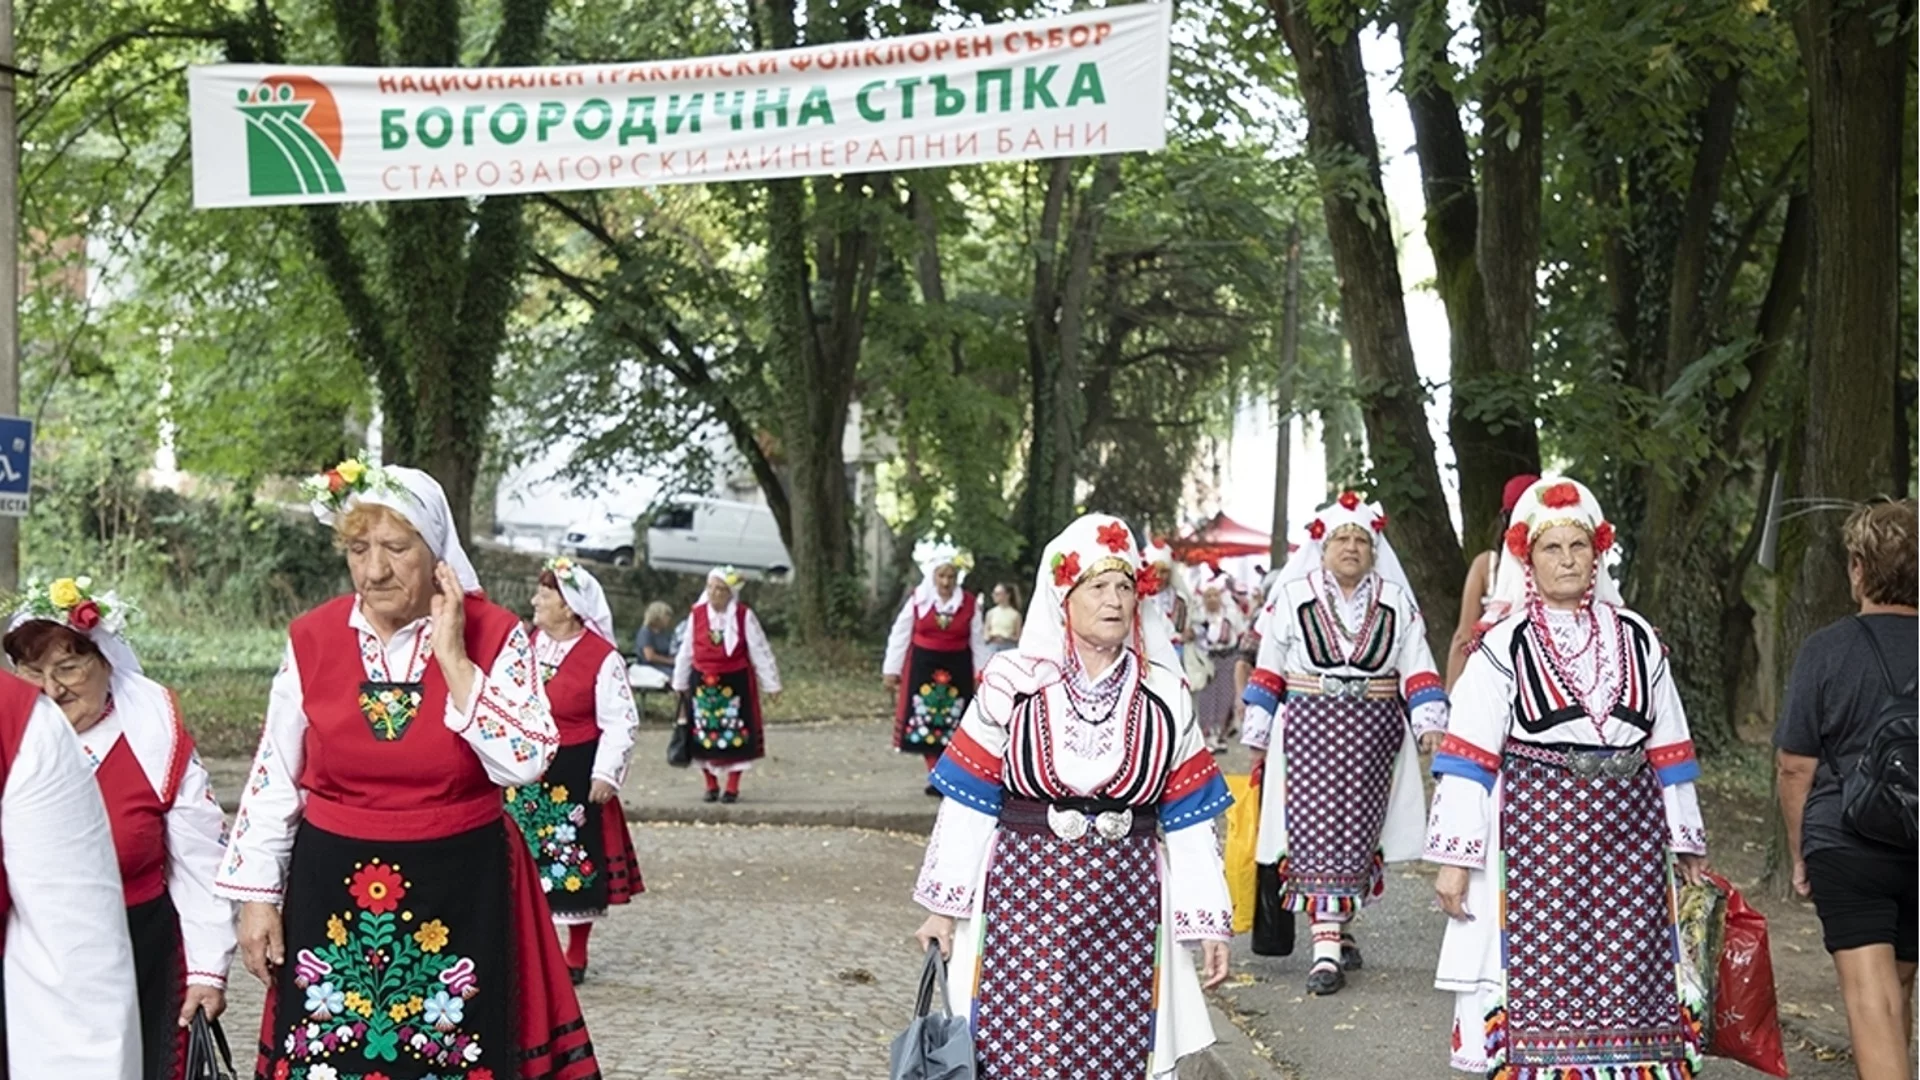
top-left (188, 5), bottom-right (1170, 208)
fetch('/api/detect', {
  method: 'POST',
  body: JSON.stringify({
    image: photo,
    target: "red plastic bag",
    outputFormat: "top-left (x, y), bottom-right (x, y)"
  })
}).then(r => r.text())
top-left (1707, 872), bottom-right (1789, 1077)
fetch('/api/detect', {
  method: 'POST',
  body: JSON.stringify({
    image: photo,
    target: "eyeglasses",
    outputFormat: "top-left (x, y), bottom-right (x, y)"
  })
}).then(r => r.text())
top-left (18, 656), bottom-right (95, 688)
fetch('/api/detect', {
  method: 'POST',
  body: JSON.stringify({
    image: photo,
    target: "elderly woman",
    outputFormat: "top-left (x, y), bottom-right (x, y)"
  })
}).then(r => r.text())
top-left (671, 566), bottom-right (781, 803)
top-left (511, 557), bottom-right (642, 985)
top-left (6, 578), bottom-right (233, 1080)
top-left (1187, 569), bottom-right (1246, 753)
top-left (1239, 492), bottom-right (1447, 995)
top-left (635, 601), bottom-right (677, 675)
top-left (215, 458), bottom-right (598, 1080)
top-left (912, 514), bottom-right (1234, 1079)
top-left (883, 553), bottom-right (988, 794)
top-left (1427, 477), bottom-right (1708, 1077)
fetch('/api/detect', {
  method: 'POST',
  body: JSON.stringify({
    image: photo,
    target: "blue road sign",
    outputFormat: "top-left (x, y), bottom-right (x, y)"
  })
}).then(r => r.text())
top-left (0, 417), bottom-right (33, 517)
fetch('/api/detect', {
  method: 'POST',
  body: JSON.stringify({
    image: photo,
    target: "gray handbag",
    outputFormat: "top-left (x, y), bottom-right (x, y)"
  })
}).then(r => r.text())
top-left (889, 944), bottom-right (976, 1080)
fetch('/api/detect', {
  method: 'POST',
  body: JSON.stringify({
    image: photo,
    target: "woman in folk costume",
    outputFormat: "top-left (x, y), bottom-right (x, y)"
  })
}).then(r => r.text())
top-left (1140, 538), bottom-right (1189, 658)
top-left (217, 457), bottom-right (599, 1080)
top-left (671, 566), bottom-right (781, 803)
top-left (1427, 477), bottom-right (1708, 1079)
top-left (0, 664), bottom-right (142, 1077)
top-left (512, 557), bottom-right (642, 985)
top-left (5, 580), bottom-right (233, 1080)
top-left (912, 514), bottom-right (1235, 1080)
top-left (1187, 568), bottom-right (1247, 753)
top-left (882, 552), bottom-right (988, 795)
top-left (1239, 490), bottom-right (1448, 996)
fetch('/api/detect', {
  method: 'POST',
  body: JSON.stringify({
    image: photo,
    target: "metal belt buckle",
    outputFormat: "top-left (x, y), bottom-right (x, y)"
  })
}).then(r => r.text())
top-left (1323, 675), bottom-right (1354, 698)
top-left (1601, 749), bottom-right (1646, 778)
top-left (1567, 750), bottom-right (1605, 779)
top-left (1093, 809), bottom-right (1134, 842)
top-left (1047, 805), bottom-right (1090, 841)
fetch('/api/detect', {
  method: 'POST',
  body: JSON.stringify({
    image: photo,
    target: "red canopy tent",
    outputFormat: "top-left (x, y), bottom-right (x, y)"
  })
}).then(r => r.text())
top-left (1171, 513), bottom-right (1275, 564)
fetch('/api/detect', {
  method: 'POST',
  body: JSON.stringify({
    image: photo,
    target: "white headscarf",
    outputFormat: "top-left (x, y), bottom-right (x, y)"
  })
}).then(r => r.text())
top-left (545, 557), bottom-right (616, 645)
top-left (1276, 490), bottom-right (1413, 596)
top-left (697, 565), bottom-right (746, 655)
top-left (1190, 566), bottom-right (1245, 647)
top-left (309, 461), bottom-right (483, 595)
top-left (1489, 476), bottom-right (1623, 615)
top-left (912, 551), bottom-right (972, 617)
top-left (7, 578), bottom-right (142, 677)
top-left (1016, 514), bottom-right (1181, 677)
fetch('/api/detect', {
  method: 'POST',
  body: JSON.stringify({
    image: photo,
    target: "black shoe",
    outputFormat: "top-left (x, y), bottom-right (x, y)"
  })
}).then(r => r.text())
top-left (703, 788), bottom-right (720, 803)
top-left (568, 966), bottom-right (586, 986)
top-left (1305, 960), bottom-right (1346, 996)
top-left (1341, 933), bottom-right (1363, 972)
top-left (924, 783), bottom-right (941, 797)
top-left (720, 791), bottom-right (739, 804)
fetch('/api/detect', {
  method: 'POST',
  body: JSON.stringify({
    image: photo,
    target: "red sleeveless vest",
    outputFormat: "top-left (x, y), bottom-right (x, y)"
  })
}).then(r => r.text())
top-left (0, 674), bottom-right (42, 940)
top-left (691, 603), bottom-right (751, 675)
top-left (537, 630), bottom-right (616, 747)
top-left (95, 697), bottom-right (192, 907)
top-left (911, 592), bottom-right (976, 653)
top-left (289, 594), bottom-right (520, 842)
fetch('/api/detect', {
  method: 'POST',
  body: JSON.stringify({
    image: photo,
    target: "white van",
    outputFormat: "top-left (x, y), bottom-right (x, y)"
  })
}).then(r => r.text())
top-left (647, 496), bottom-right (792, 580)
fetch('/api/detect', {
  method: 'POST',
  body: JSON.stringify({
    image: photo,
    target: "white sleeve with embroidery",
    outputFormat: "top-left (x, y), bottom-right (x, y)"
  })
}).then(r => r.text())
top-left (670, 623), bottom-right (694, 692)
top-left (1396, 597), bottom-right (1450, 737)
top-left (444, 622), bottom-right (558, 788)
top-left (1649, 647), bottom-right (1707, 856)
top-left (1166, 820), bottom-right (1233, 942)
top-left (168, 748), bottom-right (238, 988)
top-left (213, 641), bottom-right (308, 905)
top-left (1240, 621), bottom-right (1288, 751)
top-left (745, 611), bottom-right (783, 694)
top-left (6, 699), bottom-right (140, 1080)
top-left (589, 649), bottom-right (641, 787)
top-left (1422, 649), bottom-right (1512, 870)
top-left (913, 799), bottom-right (998, 917)
top-left (881, 601), bottom-right (914, 677)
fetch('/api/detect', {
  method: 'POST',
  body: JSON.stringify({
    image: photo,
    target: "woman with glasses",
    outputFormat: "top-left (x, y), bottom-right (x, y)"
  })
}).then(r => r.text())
top-left (6, 576), bottom-right (233, 1080)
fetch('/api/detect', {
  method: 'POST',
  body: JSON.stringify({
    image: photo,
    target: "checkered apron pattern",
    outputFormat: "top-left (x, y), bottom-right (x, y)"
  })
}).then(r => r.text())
top-left (972, 828), bottom-right (1160, 1080)
top-left (1497, 751), bottom-right (1694, 1074)
top-left (1277, 694), bottom-right (1402, 909)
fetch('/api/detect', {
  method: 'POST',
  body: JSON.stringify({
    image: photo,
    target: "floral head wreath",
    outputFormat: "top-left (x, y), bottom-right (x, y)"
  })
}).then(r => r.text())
top-left (18, 575), bottom-right (132, 635)
top-left (709, 566), bottom-right (745, 589)
top-left (544, 555), bottom-right (585, 592)
top-left (301, 451), bottom-right (404, 516)
top-left (947, 551), bottom-right (975, 573)
top-left (1303, 490), bottom-right (1388, 543)
top-left (1503, 480), bottom-right (1616, 559)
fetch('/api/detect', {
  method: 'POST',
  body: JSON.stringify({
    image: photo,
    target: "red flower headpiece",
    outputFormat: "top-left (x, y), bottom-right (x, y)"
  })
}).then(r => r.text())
top-left (1538, 482), bottom-right (1582, 509)
top-left (1593, 521), bottom-right (1616, 553)
top-left (1371, 513), bottom-right (1388, 533)
top-left (1505, 522), bottom-right (1532, 559)
top-left (1095, 521), bottom-right (1132, 553)
top-left (1051, 551), bottom-right (1082, 588)
top-left (1306, 519), bottom-right (1327, 541)
top-left (1337, 490), bottom-right (1362, 511)
top-left (1136, 562), bottom-right (1165, 597)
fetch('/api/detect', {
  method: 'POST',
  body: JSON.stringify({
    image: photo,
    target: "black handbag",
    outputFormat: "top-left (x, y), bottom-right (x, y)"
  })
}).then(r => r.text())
top-left (184, 1007), bottom-right (237, 1080)
top-left (1251, 861), bottom-right (1296, 957)
top-left (666, 693), bottom-right (693, 768)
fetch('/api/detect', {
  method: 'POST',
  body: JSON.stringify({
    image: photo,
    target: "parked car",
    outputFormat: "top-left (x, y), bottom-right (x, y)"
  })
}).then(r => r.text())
top-left (647, 496), bottom-right (791, 580)
top-left (561, 511), bottom-right (638, 566)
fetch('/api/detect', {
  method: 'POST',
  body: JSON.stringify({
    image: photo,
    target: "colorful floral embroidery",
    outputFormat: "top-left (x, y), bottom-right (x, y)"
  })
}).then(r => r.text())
top-left (505, 783), bottom-right (597, 895)
top-left (1095, 522), bottom-right (1132, 552)
top-left (903, 670), bottom-right (965, 750)
top-left (358, 683), bottom-right (423, 742)
top-left (691, 675), bottom-right (748, 751)
top-left (284, 859), bottom-right (482, 1072)
top-left (1051, 551), bottom-right (1081, 588)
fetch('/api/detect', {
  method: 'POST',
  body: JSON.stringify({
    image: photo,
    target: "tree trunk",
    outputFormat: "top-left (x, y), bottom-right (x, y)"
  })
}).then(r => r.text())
top-left (1465, 0), bottom-right (1544, 537)
top-left (1780, 0), bottom-right (1907, 660)
top-left (1270, 0), bottom-right (1464, 656)
top-left (1271, 216), bottom-right (1302, 565)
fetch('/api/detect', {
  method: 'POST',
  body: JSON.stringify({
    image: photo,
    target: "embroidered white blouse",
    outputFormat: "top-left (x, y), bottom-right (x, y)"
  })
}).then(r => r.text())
top-left (669, 604), bottom-right (782, 694)
top-left (213, 601), bottom-right (557, 904)
top-left (75, 675), bottom-right (237, 989)
top-left (881, 592), bottom-right (990, 677)
top-left (8, 696), bottom-right (141, 1078)
top-left (535, 632), bottom-right (640, 787)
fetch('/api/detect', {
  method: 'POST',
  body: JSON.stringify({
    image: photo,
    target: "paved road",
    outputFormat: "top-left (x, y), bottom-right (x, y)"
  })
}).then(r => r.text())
top-left (1218, 862), bottom-right (1854, 1080)
top-left (223, 822), bottom-right (1277, 1080)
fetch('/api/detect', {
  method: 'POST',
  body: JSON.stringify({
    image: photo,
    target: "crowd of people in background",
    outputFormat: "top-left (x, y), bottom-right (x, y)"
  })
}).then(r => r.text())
top-left (0, 451), bottom-right (1905, 1080)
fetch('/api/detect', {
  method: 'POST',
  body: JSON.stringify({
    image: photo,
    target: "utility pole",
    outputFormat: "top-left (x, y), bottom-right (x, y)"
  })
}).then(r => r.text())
top-left (0, 0), bottom-right (20, 593)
